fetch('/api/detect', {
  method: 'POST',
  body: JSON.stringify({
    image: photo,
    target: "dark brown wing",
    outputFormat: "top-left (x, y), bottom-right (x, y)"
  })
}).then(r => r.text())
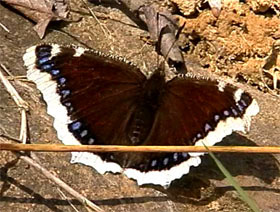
top-left (24, 44), bottom-right (147, 148)
top-left (50, 46), bottom-right (147, 145)
top-left (147, 77), bottom-right (250, 145)
top-left (124, 76), bottom-right (256, 172)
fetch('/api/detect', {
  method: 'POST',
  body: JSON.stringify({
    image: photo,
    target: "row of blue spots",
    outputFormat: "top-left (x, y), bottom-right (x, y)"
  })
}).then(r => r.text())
top-left (144, 95), bottom-right (250, 172)
top-left (137, 152), bottom-right (190, 172)
top-left (68, 121), bottom-right (97, 145)
top-left (191, 98), bottom-right (248, 145)
top-left (36, 46), bottom-right (69, 99)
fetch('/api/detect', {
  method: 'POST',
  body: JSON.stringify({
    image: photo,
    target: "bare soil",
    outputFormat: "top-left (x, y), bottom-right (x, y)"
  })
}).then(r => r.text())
top-left (1, 1), bottom-right (280, 212)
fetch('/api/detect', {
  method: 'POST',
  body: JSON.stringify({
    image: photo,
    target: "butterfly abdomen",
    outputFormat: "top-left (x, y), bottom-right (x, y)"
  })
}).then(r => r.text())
top-left (126, 104), bottom-right (156, 145)
top-left (125, 70), bottom-right (167, 145)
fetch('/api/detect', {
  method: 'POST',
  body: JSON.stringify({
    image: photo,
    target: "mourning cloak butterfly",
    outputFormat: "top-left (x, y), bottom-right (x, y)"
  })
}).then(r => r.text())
top-left (23, 44), bottom-right (259, 187)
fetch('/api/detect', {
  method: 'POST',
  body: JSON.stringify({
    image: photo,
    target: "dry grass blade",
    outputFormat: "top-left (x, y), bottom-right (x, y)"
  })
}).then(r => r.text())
top-left (0, 22), bottom-right (10, 32)
top-left (18, 153), bottom-right (104, 212)
top-left (80, 0), bottom-right (111, 37)
top-left (203, 143), bottom-right (260, 212)
top-left (0, 64), bottom-right (29, 110)
top-left (1, 143), bottom-right (280, 154)
top-left (1, 64), bottom-right (28, 143)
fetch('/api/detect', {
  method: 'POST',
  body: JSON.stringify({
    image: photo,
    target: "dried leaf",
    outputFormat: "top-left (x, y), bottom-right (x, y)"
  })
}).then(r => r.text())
top-left (3, 0), bottom-right (69, 38)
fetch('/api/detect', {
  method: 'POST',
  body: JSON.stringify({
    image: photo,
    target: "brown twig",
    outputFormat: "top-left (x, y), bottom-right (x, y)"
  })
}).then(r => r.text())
top-left (16, 152), bottom-right (104, 212)
top-left (1, 143), bottom-right (280, 154)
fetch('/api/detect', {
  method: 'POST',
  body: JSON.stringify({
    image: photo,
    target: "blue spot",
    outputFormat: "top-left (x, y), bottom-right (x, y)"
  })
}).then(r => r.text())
top-left (214, 114), bottom-right (220, 122)
top-left (58, 77), bottom-right (66, 85)
top-left (80, 130), bottom-right (88, 137)
top-left (50, 69), bottom-right (60, 76)
top-left (151, 160), bottom-right (157, 167)
top-left (37, 46), bottom-right (52, 52)
top-left (192, 137), bottom-right (197, 143)
top-left (182, 152), bottom-right (188, 158)
top-left (61, 89), bottom-right (70, 98)
top-left (163, 158), bottom-right (169, 166)
top-left (231, 107), bottom-right (238, 116)
top-left (70, 121), bottom-right (82, 131)
top-left (223, 110), bottom-right (230, 116)
top-left (88, 138), bottom-right (95, 145)
top-left (67, 107), bottom-right (74, 113)
top-left (196, 133), bottom-right (202, 139)
top-left (38, 56), bottom-right (50, 65)
top-left (240, 99), bottom-right (247, 107)
top-left (41, 63), bottom-right (54, 71)
top-left (173, 153), bottom-right (178, 161)
top-left (237, 102), bottom-right (244, 111)
top-left (63, 102), bottom-right (72, 107)
top-left (204, 123), bottom-right (212, 132)
top-left (37, 51), bottom-right (51, 58)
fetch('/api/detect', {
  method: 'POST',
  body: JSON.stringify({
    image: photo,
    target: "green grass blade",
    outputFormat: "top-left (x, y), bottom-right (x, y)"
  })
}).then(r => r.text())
top-left (203, 143), bottom-right (260, 212)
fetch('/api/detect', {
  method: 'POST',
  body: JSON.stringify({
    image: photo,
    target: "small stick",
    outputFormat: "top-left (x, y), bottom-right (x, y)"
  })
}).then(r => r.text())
top-left (17, 152), bottom-right (104, 212)
top-left (0, 133), bottom-right (22, 143)
top-left (19, 109), bottom-right (28, 144)
top-left (80, 0), bottom-right (111, 37)
top-left (57, 188), bottom-right (80, 212)
top-left (0, 64), bottom-right (29, 110)
top-left (1, 143), bottom-right (280, 154)
top-left (0, 22), bottom-right (10, 32)
top-left (1, 65), bottom-right (28, 143)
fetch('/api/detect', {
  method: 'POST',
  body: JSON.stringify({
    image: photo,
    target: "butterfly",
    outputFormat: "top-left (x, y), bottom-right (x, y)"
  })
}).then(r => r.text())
top-left (23, 44), bottom-right (259, 187)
